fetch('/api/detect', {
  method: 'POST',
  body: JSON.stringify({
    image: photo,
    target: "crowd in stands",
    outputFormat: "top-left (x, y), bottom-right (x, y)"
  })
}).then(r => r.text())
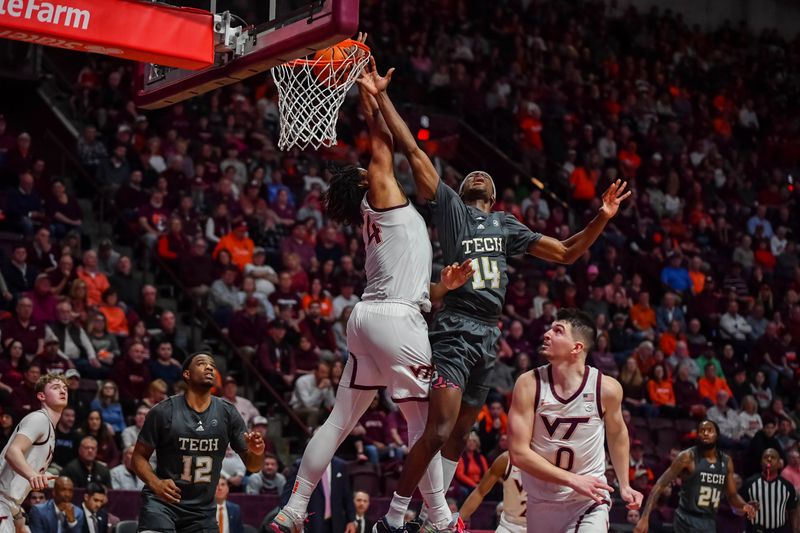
top-left (0, 0), bottom-right (798, 528)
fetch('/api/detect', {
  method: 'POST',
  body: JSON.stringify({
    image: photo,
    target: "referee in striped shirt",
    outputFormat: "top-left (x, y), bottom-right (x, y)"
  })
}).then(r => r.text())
top-left (741, 448), bottom-right (798, 532)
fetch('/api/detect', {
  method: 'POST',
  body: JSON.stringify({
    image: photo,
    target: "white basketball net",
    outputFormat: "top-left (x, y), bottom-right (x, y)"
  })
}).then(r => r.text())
top-left (272, 43), bottom-right (371, 151)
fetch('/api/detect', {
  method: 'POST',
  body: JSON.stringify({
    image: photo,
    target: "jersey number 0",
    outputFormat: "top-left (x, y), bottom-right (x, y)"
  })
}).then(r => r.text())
top-left (470, 258), bottom-right (500, 289)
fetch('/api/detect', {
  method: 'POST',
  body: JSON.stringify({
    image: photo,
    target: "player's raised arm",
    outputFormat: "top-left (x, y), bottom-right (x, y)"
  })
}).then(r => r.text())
top-left (358, 58), bottom-right (440, 201)
top-left (602, 376), bottom-right (643, 510)
top-left (725, 456), bottom-right (758, 521)
top-left (459, 452), bottom-right (508, 523)
top-left (527, 180), bottom-right (631, 264)
top-left (634, 450), bottom-right (694, 533)
top-left (355, 36), bottom-right (405, 210)
top-left (508, 371), bottom-right (612, 502)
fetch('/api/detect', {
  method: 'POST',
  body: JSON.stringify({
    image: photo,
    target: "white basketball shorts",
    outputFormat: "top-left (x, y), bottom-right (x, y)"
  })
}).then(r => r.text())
top-left (526, 498), bottom-right (610, 533)
top-left (340, 300), bottom-right (432, 402)
top-left (496, 513), bottom-right (526, 533)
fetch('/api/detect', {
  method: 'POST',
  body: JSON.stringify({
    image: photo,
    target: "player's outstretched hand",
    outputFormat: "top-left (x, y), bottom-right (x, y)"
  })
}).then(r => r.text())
top-left (244, 431), bottom-right (266, 455)
top-left (620, 485), bottom-right (643, 510)
top-left (441, 260), bottom-right (475, 290)
top-left (599, 179), bottom-right (632, 219)
top-left (568, 473), bottom-right (614, 504)
top-left (743, 501), bottom-right (759, 521)
top-left (152, 478), bottom-right (181, 504)
top-left (28, 474), bottom-right (55, 491)
top-left (356, 57), bottom-right (394, 97)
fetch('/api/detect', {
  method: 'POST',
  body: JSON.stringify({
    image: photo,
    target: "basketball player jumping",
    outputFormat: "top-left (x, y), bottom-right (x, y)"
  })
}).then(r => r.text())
top-left (458, 451), bottom-right (527, 533)
top-left (508, 309), bottom-right (642, 531)
top-left (132, 352), bottom-right (265, 533)
top-left (359, 60), bottom-right (632, 530)
top-left (634, 419), bottom-right (758, 533)
top-left (271, 37), bottom-right (473, 533)
top-left (0, 373), bottom-right (67, 533)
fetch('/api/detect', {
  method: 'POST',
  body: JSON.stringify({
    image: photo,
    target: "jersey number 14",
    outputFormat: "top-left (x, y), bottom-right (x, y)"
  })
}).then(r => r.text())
top-left (470, 258), bottom-right (500, 289)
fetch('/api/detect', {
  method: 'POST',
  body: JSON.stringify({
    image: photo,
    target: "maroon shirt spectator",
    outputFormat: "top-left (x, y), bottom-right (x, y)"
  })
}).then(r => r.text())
top-left (505, 274), bottom-right (534, 324)
top-left (111, 342), bottom-right (151, 413)
top-left (385, 409), bottom-right (409, 447)
top-left (48, 254), bottom-right (76, 297)
top-left (27, 227), bottom-right (57, 272)
top-left (27, 274), bottom-right (57, 324)
top-left (173, 195), bottom-right (201, 237)
top-left (298, 302), bottom-right (336, 354)
top-left (505, 320), bottom-right (534, 356)
top-left (2, 297), bottom-right (44, 358)
top-left (179, 238), bottom-right (216, 292)
top-left (137, 190), bottom-right (170, 241)
top-left (115, 170), bottom-right (149, 216)
top-left (269, 272), bottom-right (302, 319)
top-left (358, 401), bottom-right (387, 446)
top-left (280, 224), bottom-right (315, 271)
top-left (11, 364), bottom-right (41, 418)
top-left (0, 340), bottom-right (26, 390)
top-left (294, 336), bottom-right (320, 374)
top-left (34, 338), bottom-right (73, 374)
top-left (229, 298), bottom-right (269, 349)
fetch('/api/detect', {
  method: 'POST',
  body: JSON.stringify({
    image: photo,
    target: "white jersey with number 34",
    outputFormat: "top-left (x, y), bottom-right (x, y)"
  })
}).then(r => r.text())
top-left (0, 410), bottom-right (55, 510)
top-left (523, 365), bottom-right (607, 503)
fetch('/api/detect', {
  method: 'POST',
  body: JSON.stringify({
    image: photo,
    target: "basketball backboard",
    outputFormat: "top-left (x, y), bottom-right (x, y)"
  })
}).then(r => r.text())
top-left (134, 0), bottom-right (359, 109)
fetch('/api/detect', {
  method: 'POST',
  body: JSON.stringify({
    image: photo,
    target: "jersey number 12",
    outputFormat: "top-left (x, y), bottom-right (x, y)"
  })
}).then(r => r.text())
top-left (181, 455), bottom-right (213, 483)
top-left (470, 258), bottom-right (500, 289)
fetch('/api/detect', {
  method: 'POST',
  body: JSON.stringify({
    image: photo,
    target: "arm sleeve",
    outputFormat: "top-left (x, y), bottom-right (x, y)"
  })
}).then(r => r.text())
top-left (137, 402), bottom-right (167, 449)
top-left (505, 214), bottom-right (541, 256)
top-left (16, 412), bottom-right (49, 443)
top-left (227, 402), bottom-right (249, 455)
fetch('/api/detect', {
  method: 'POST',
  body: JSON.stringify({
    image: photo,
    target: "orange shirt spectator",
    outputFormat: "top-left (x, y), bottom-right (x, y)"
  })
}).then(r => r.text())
top-left (213, 221), bottom-right (254, 271)
top-left (618, 142), bottom-right (641, 179)
top-left (76, 268), bottom-right (110, 307)
top-left (301, 294), bottom-right (333, 319)
top-left (630, 303), bottom-right (656, 331)
top-left (456, 436), bottom-right (489, 489)
top-left (569, 166), bottom-right (598, 201)
top-left (519, 112), bottom-right (543, 151)
top-left (697, 374), bottom-right (733, 404)
top-left (647, 366), bottom-right (676, 407)
top-left (689, 270), bottom-right (706, 295)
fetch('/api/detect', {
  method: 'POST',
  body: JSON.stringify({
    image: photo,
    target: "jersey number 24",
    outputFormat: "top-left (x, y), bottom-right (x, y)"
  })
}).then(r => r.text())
top-left (470, 258), bottom-right (500, 289)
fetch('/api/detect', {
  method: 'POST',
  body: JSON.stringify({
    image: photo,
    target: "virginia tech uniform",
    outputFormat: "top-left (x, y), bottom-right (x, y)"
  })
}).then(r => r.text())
top-left (0, 410), bottom-right (54, 533)
top-left (429, 181), bottom-right (541, 406)
top-left (498, 456), bottom-right (527, 533)
top-left (339, 195), bottom-right (434, 401)
top-left (522, 365), bottom-right (609, 532)
top-left (136, 395), bottom-right (248, 533)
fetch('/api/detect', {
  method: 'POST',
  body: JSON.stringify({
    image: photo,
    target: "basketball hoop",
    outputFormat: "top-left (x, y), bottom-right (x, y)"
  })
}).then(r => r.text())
top-left (272, 39), bottom-right (371, 151)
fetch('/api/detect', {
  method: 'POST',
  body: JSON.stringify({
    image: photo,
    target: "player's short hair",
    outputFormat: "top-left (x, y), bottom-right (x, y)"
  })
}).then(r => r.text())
top-left (182, 351), bottom-right (214, 373)
top-left (86, 482), bottom-right (106, 496)
top-left (322, 164), bottom-right (367, 227)
top-left (556, 308), bottom-right (597, 354)
top-left (35, 373), bottom-right (68, 394)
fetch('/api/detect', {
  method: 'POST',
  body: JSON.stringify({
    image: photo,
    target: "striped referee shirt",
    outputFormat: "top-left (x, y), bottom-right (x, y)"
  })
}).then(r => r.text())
top-left (741, 474), bottom-right (797, 532)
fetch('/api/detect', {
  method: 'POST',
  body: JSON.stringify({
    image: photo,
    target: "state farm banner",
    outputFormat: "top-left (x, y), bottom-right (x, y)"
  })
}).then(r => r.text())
top-left (0, 0), bottom-right (214, 69)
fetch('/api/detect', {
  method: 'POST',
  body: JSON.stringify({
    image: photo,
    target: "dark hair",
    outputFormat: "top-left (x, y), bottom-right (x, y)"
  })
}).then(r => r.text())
top-left (556, 308), bottom-right (597, 353)
top-left (86, 482), bottom-right (106, 496)
top-left (698, 418), bottom-right (720, 435)
top-left (182, 351), bottom-right (214, 373)
top-left (322, 164), bottom-right (366, 226)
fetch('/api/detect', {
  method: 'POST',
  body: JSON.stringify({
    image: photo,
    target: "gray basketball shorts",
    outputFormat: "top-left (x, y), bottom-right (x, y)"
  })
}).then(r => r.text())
top-left (429, 310), bottom-right (501, 407)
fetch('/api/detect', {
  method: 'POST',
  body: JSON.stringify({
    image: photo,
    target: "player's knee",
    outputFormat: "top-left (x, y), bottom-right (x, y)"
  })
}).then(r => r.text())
top-left (421, 419), bottom-right (452, 450)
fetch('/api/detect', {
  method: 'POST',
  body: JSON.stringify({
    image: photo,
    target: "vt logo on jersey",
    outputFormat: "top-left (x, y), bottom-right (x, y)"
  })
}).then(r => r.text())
top-left (410, 364), bottom-right (435, 382)
top-left (540, 416), bottom-right (591, 440)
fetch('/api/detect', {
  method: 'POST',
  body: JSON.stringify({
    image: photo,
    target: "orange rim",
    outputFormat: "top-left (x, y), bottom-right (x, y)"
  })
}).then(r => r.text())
top-left (285, 38), bottom-right (371, 67)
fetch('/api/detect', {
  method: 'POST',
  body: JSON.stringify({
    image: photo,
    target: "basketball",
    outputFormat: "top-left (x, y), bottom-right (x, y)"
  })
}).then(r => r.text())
top-left (311, 44), bottom-right (352, 86)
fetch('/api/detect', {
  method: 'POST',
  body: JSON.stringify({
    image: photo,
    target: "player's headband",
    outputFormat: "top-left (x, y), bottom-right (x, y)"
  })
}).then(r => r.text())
top-left (459, 171), bottom-right (496, 203)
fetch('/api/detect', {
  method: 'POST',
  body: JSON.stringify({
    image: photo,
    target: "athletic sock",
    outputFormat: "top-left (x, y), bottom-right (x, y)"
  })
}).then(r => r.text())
top-left (284, 476), bottom-right (313, 517)
top-left (386, 492), bottom-right (412, 529)
top-left (441, 457), bottom-right (458, 493)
